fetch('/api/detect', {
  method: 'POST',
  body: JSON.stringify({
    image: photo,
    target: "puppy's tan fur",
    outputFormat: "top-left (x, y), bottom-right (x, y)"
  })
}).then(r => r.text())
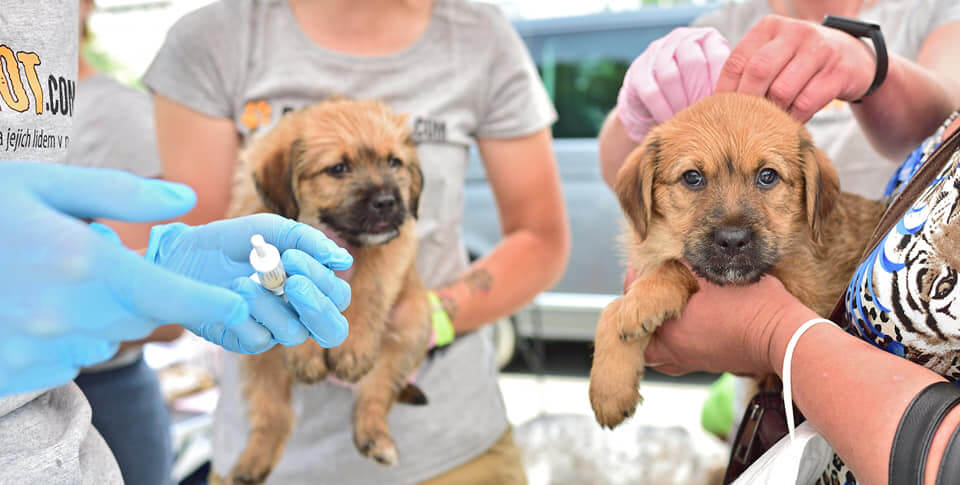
top-left (590, 93), bottom-right (886, 428)
top-left (227, 98), bottom-right (432, 483)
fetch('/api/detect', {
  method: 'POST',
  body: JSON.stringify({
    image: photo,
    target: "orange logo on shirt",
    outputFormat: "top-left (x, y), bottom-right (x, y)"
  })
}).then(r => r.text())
top-left (241, 100), bottom-right (272, 131)
top-left (0, 45), bottom-right (44, 114)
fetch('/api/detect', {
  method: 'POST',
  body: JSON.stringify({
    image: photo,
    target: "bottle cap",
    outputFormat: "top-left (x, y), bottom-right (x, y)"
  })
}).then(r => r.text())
top-left (249, 234), bottom-right (281, 273)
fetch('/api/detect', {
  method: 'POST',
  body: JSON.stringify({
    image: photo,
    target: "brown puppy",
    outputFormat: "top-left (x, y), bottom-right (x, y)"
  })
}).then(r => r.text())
top-left (589, 93), bottom-right (886, 428)
top-left (226, 98), bottom-right (432, 483)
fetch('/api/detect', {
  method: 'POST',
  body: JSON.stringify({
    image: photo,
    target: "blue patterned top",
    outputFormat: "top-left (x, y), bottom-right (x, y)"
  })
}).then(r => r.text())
top-left (819, 113), bottom-right (960, 485)
top-left (842, 112), bottom-right (960, 381)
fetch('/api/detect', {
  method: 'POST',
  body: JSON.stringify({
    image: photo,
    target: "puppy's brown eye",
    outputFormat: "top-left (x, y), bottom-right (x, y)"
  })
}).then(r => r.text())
top-left (325, 162), bottom-right (350, 177)
top-left (757, 168), bottom-right (779, 188)
top-left (682, 170), bottom-right (705, 189)
top-left (387, 157), bottom-right (402, 168)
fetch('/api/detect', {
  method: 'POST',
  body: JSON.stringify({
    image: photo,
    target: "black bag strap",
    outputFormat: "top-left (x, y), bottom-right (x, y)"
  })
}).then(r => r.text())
top-left (828, 126), bottom-right (960, 324)
top-left (935, 416), bottom-right (960, 485)
top-left (890, 382), bottom-right (960, 485)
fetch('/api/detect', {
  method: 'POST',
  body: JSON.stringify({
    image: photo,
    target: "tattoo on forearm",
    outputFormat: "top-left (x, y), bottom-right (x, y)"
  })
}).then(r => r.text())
top-left (463, 268), bottom-right (492, 295)
top-left (433, 268), bottom-right (491, 322)
top-left (438, 293), bottom-right (458, 322)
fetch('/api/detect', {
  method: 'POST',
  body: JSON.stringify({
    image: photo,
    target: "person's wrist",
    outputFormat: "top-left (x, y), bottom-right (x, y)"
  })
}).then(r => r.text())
top-left (821, 16), bottom-right (887, 103)
top-left (427, 291), bottom-right (454, 348)
top-left (764, 300), bottom-right (823, 376)
top-left (847, 37), bottom-right (880, 102)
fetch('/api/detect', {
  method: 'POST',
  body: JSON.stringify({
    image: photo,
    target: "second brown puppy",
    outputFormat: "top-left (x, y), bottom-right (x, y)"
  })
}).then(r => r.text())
top-left (226, 98), bottom-right (432, 483)
top-left (589, 93), bottom-right (886, 428)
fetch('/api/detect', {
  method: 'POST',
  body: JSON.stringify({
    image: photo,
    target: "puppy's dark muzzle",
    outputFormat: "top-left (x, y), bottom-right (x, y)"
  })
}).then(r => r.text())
top-left (686, 224), bottom-right (774, 286)
top-left (713, 226), bottom-right (753, 257)
top-left (361, 188), bottom-right (404, 227)
top-left (369, 191), bottom-right (398, 213)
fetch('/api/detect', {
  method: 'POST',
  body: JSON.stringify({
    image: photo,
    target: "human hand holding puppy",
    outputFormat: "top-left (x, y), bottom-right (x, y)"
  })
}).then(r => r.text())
top-left (641, 270), bottom-right (805, 378)
top-left (620, 266), bottom-right (801, 378)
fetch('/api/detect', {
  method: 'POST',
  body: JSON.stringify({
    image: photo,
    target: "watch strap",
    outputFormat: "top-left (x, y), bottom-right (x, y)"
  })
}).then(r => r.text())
top-left (822, 15), bottom-right (888, 103)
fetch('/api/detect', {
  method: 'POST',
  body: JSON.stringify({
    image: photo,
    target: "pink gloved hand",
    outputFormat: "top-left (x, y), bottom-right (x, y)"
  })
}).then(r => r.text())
top-left (617, 27), bottom-right (731, 142)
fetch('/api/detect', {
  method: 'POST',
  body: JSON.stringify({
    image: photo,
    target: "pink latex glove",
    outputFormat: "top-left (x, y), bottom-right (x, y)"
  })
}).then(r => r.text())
top-left (617, 27), bottom-right (731, 142)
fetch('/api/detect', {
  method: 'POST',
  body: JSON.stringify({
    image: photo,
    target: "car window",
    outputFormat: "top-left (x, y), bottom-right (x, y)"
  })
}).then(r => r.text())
top-left (517, 8), bottom-right (710, 139)
top-left (533, 27), bottom-right (674, 138)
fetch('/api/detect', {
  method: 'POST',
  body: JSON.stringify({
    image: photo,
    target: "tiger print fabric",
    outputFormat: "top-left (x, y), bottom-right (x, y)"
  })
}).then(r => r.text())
top-left (818, 112), bottom-right (960, 485)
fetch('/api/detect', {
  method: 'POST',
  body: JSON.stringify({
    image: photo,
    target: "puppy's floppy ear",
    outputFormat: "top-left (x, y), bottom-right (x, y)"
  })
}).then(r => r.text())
top-left (405, 160), bottom-right (423, 219)
top-left (249, 119), bottom-right (301, 219)
top-left (395, 112), bottom-right (422, 219)
top-left (799, 132), bottom-right (839, 242)
top-left (615, 135), bottom-right (659, 240)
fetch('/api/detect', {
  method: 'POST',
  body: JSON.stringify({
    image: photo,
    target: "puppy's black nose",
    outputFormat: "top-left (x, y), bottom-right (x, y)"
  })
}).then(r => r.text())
top-left (714, 227), bottom-right (752, 255)
top-left (370, 191), bottom-right (397, 212)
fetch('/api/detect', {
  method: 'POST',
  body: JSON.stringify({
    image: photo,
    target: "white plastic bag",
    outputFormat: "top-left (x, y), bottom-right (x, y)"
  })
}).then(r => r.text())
top-left (732, 421), bottom-right (832, 485)
top-left (734, 318), bottom-right (837, 485)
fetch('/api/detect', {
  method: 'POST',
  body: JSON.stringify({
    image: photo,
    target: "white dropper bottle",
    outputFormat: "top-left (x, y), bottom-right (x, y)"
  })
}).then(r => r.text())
top-left (249, 234), bottom-right (287, 296)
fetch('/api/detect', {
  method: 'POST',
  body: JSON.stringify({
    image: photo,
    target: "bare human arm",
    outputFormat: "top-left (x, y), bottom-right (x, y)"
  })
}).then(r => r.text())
top-left (598, 108), bottom-right (637, 189)
top-left (433, 128), bottom-right (570, 333)
top-left (154, 94), bottom-right (239, 226)
top-left (768, 300), bottom-right (959, 485)
top-left (851, 21), bottom-right (960, 160)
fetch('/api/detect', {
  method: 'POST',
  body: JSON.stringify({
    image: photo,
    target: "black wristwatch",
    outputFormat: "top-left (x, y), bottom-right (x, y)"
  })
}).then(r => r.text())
top-left (822, 15), bottom-right (888, 104)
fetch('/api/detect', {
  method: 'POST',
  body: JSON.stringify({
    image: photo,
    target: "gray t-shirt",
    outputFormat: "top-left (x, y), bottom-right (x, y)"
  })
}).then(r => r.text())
top-left (694, 0), bottom-right (960, 199)
top-left (0, 1), bottom-right (77, 161)
top-left (66, 73), bottom-right (163, 177)
top-left (0, 2), bottom-right (122, 484)
top-left (143, 0), bottom-right (556, 483)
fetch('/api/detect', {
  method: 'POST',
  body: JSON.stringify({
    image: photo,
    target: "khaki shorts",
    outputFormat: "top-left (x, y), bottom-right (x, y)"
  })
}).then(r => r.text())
top-left (418, 428), bottom-right (526, 485)
top-left (209, 428), bottom-right (527, 485)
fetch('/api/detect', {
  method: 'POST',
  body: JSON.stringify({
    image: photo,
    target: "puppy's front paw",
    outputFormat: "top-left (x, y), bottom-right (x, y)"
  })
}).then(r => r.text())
top-left (616, 290), bottom-right (685, 340)
top-left (354, 424), bottom-right (398, 466)
top-left (589, 373), bottom-right (644, 429)
top-left (228, 454), bottom-right (274, 485)
top-left (326, 337), bottom-right (378, 383)
top-left (588, 299), bottom-right (648, 429)
top-left (284, 341), bottom-right (328, 383)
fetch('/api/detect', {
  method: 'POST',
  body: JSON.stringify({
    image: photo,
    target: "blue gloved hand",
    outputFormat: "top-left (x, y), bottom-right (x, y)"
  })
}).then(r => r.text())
top-left (145, 214), bottom-right (352, 351)
top-left (0, 162), bottom-right (352, 397)
top-left (0, 162), bottom-right (216, 395)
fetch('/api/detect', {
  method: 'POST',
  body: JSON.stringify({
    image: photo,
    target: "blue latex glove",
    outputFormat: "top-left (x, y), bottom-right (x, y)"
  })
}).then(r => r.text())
top-left (145, 214), bottom-right (352, 351)
top-left (0, 162), bottom-right (351, 396)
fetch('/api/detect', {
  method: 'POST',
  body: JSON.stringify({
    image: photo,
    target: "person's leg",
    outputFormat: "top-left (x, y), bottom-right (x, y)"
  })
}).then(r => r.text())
top-left (75, 356), bottom-right (173, 485)
top-left (418, 428), bottom-right (527, 485)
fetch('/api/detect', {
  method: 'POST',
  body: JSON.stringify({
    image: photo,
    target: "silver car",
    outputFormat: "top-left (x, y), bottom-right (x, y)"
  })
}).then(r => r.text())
top-left (464, 6), bottom-right (714, 365)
